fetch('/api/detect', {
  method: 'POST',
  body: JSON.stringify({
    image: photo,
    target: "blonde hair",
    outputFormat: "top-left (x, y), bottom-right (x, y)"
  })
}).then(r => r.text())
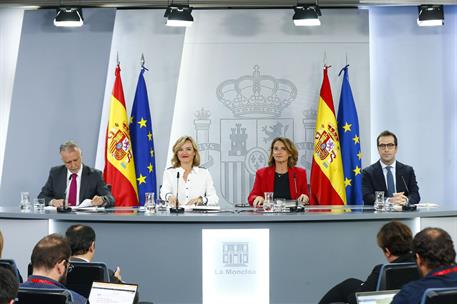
top-left (268, 137), bottom-right (298, 168)
top-left (171, 136), bottom-right (201, 168)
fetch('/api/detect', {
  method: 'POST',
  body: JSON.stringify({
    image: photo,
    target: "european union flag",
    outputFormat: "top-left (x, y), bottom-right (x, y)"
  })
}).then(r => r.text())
top-left (130, 67), bottom-right (157, 205)
top-left (337, 65), bottom-right (363, 205)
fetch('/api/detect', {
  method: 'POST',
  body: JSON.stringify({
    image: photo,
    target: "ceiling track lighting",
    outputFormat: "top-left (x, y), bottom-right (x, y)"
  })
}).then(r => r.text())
top-left (54, 7), bottom-right (84, 27)
top-left (164, 5), bottom-right (194, 27)
top-left (293, 4), bottom-right (322, 27)
top-left (417, 5), bottom-right (444, 27)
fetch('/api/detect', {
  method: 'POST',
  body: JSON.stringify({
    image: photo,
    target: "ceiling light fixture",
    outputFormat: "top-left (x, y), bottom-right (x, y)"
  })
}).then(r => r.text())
top-left (293, 4), bottom-right (321, 27)
top-left (54, 8), bottom-right (84, 27)
top-left (164, 5), bottom-right (194, 27)
top-left (417, 5), bottom-right (444, 27)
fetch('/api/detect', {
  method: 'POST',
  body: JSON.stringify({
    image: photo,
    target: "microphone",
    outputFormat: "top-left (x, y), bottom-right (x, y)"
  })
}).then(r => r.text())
top-left (401, 176), bottom-right (416, 211)
top-left (170, 171), bottom-right (184, 214)
top-left (57, 175), bottom-right (73, 213)
top-left (290, 171), bottom-right (303, 213)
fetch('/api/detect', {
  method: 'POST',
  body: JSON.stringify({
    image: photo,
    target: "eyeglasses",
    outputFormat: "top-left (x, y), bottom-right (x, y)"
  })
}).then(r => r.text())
top-left (64, 260), bottom-right (74, 273)
top-left (378, 143), bottom-right (396, 150)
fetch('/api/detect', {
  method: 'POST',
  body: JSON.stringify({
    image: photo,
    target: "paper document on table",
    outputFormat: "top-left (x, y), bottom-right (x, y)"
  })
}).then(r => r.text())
top-left (44, 206), bottom-right (57, 211)
top-left (416, 203), bottom-right (439, 208)
top-left (185, 205), bottom-right (221, 212)
top-left (89, 282), bottom-right (137, 304)
top-left (78, 199), bottom-right (93, 207)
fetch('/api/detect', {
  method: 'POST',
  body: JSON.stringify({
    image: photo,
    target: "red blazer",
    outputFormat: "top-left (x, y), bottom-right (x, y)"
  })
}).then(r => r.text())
top-left (248, 166), bottom-right (309, 206)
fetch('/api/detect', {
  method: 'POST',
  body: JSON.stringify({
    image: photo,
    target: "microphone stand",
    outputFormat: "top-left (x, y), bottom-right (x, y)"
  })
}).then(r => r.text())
top-left (57, 175), bottom-right (72, 213)
top-left (401, 176), bottom-right (416, 211)
top-left (170, 171), bottom-right (184, 214)
top-left (289, 171), bottom-right (303, 213)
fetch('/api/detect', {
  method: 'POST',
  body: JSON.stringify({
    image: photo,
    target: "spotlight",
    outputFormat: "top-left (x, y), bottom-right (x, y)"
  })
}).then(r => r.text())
top-left (293, 5), bottom-right (321, 26)
top-left (417, 5), bottom-right (444, 27)
top-left (164, 5), bottom-right (194, 27)
top-left (54, 8), bottom-right (84, 27)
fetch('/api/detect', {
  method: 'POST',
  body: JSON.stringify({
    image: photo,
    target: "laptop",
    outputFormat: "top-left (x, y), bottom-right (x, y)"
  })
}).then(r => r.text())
top-left (356, 289), bottom-right (400, 304)
top-left (88, 281), bottom-right (138, 304)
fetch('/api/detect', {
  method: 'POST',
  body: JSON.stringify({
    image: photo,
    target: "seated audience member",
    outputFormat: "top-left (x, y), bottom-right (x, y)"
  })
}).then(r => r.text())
top-left (248, 137), bottom-right (309, 207)
top-left (65, 224), bottom-right (122, 283)
top-left (0, 267), bottom-right (18, 304)
top-left (392, 227), bottom-right (457, 304)
top-left (319, 221), bottom-right (414, 304)
top-left (361, 130), bottom-right (420, 205)
top-left (38, 140), bottom-right (114, 207)
top-left (21, 234), bottom-right (87, 304)
top-left (0, 230), bottom-right (23, 283)
top-left (160, 136), bottom-right (219, 207)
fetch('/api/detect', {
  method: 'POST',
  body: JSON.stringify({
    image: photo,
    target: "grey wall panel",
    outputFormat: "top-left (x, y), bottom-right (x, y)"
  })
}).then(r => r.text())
top-left (0, 8), bottom-right (115, 205)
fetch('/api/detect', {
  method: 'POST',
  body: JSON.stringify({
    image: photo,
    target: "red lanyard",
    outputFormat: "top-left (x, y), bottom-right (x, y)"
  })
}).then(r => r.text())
top-left (432, 266), bottom-right (457, 277)
top-left (29, 278), bottom-right (60, 287)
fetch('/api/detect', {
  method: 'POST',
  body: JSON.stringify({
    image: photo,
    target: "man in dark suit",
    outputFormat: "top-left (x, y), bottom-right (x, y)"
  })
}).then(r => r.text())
top-left (65, 224), bottom-right (122, 283)
top-left (362, 130), bottom-right (420, 205)
top-left (38, 141), bottom-right (114, 207)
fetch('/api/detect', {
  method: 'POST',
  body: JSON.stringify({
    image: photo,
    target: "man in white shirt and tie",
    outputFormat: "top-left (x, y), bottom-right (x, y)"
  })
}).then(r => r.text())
top-left (361, 130), bottom-right (420, 205)
top-left (38, 141), bottom-right (114, 207)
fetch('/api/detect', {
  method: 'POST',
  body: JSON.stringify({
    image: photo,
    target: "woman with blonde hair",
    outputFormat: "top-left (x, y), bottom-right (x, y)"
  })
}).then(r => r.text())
top-left (248, 137), bottom-right (309, 207)
top-left (160, 136), bottom-right (219, 206)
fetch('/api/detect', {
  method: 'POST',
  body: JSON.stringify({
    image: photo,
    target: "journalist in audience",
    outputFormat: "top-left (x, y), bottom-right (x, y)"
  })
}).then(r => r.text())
top-left (0, 230), bottom-right (23, 283)
top-left (392, 227), bottom-right (457, 304)
top-left (160, 136), bottom-right (219, 207)
top-left (248, 137), bottom-right (309, 207)
top-left (21, 234), bottom-right (87, 304)
top-left (319, 221), bottom-right (414, 304)
top-left (0, 267), bottom-right (18, 304)
top-left (65, 224), bottom-right (122, 283)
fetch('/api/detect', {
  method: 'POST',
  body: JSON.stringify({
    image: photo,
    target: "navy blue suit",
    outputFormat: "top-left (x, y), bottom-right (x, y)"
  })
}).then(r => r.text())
top-left (361, 160), bottom-right (420, 205)
top-left (21, 275), bottom-right (87, 304)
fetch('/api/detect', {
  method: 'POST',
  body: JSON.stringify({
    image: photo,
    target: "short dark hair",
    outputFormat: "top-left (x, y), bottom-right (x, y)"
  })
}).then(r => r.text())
top-left (413, 227), bottom-right (456, 270)
top-left (31, 234), bottom-right (71, 271)
top-left (377, 130), bottom-right (398, 146)
top-left (377, 221), bottom-right (413, 256)
top-left (65, 225), bottom-right (96, 256)
top-left (0, 267), bottom-right (18, 304)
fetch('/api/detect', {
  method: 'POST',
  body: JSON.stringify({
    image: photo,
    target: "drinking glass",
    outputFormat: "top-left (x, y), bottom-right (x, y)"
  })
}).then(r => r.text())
top-left (20, 192), bottom-right (32, 212)
top-left (145, 192), bottom-right (155, 214)
top-left (263, 192), bottom-right (273, 212)
top-left (33, 198), bottom-right (45, 212)
top-left (274, 199), bottom-right (285, 212)
top-left (374, 191), bottom-right (385, 211)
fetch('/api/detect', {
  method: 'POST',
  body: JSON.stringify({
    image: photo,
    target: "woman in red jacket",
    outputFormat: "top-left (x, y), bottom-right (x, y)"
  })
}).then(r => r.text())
top-left (248, 137), bottom-right (309, 207)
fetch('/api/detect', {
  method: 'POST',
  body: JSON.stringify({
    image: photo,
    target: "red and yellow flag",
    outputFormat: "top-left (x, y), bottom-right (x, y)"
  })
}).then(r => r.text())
top-left (103, 64), bottom-right (139, 206)
top-left (310, 67), bottom-right (346, 205)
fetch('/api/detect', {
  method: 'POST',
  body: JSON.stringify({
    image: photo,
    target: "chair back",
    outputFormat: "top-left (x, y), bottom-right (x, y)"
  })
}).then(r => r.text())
top-left (420, 287), bottom-right (457, 304)
top-left (0, 259), bottom-right (21, 283)
top-left (66, 261), bottom-right (110, 298)
top-left (376, 262), bottom-right (420, 290)
top-left (17, 287), bottom-right (71, 304)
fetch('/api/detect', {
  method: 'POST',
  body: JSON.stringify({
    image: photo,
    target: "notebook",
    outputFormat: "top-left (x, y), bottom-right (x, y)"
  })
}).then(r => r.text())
top-left (356, 289), bottom-right (399, 304)
top-left (88, 281), bottom-right (138, 304)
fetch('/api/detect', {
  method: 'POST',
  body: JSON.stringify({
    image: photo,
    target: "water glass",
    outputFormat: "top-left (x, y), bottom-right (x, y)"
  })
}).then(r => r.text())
top-left (155, 198), bottom-right (168, 212)
top-left (144, 192), bottom-right (155, 214)
top-left (20, 192), bottom-right (32, 212)
top-left (263, 192), bottom-right (273, 212)
top-left (33, 198), bottom-right (45, 212)
top-left (374, 191), bottom-right (385, 211)
top-left (274, 199), bottom-right (285, 212)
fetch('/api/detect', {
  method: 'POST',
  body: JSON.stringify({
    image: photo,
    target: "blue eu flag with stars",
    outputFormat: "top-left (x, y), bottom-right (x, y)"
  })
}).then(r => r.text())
top-left (337, 66), bottom-right (363, 205)
top-left (130, 67), bottom-right (157, 206)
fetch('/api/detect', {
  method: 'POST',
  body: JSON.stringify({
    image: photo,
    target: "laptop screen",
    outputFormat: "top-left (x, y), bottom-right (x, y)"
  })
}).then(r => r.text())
top-left (356, 289), bottom-right (399, 304)
top-left (89, 281), bottom-right (138, 304)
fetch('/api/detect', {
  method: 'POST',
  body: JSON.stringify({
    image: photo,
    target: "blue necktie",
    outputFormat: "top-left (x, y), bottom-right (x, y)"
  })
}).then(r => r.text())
top-left (386, 166), bottom-right (395, 197)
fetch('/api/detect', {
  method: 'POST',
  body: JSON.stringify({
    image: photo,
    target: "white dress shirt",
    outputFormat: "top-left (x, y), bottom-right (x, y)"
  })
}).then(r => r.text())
top-left (380, 160), bottom-right (397, 192)
top-left (160, 166), bottom-right (219, 206)
top-left (65, 165), bottom-right (83, 205)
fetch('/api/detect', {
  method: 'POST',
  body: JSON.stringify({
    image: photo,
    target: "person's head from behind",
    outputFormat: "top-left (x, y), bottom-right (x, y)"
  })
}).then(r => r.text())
top-left (171, 136), bottom-right (200, 168)
top-left (31, 233), bottom-right (71, 284)
top-left (413, 227), bottom-right (456, 276)
top-left (60, 141), bottom-right (82, 174)
top-left (65, 224), bottom-right (96, 261)
top-left (377, 221), bottom-right (412, 262)
top-left (0, 267), bottom-right (18, 304)
top-left (268, 137), bottom-right (298, 168)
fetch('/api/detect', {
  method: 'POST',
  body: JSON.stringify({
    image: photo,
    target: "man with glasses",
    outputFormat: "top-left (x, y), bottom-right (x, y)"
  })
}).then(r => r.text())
top-left (21, 234), bottom-right (87, 304)
top-left (361, 130), bottom-right (420, 205)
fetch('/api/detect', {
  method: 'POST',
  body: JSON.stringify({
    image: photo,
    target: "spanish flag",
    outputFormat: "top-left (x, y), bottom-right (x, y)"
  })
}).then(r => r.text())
top-left (103, 64), bottom-right (139, 206)
top-left (310, 67), bottom-right (346, 205)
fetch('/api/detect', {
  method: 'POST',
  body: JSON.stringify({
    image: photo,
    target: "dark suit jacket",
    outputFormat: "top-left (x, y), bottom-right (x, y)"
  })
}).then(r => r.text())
top-left (69, 257), bottom-right (121, 284)
top-left (38, 165), bottom-right (115, 207)
top-left (361, 161), bottom-right (420, 205)
top-left (248, 166), bottom-right (309, 206)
